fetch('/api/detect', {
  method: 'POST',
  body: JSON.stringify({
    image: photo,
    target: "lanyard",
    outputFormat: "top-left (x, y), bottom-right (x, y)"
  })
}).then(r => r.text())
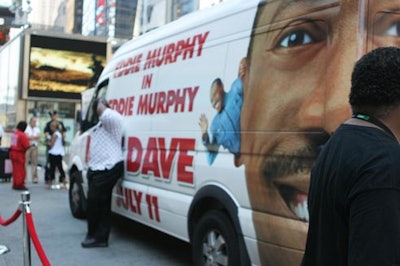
top-left (352, 113), bottom-right (397, 141)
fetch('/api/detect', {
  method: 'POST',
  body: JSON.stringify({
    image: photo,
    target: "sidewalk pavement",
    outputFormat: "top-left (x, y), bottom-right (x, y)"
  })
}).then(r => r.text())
top-left (0, 166), bottom-right (88, 266)
top-left (0, 166), bottom-right (192, 266)
top-left (0, 165), bottom-right (131, 266)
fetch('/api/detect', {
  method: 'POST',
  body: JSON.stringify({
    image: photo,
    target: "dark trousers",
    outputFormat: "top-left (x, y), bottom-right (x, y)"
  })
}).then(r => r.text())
top-left (86, 161), bottom-right (124, 241)
top-left (48, 154), bottom-right (65, 182)
top-left (44, 146), bottom-right (50, 183)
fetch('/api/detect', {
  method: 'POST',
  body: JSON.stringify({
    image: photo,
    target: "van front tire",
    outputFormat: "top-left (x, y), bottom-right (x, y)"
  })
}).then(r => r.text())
top-left (69, 171), bottom-right (87, 219)
top-left (192, 210), bottom-right (240, 266)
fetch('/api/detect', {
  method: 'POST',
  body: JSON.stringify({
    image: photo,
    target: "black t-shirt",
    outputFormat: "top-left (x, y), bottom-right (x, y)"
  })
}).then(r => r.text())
top-left (302, 124), bottom-right (400, 266)
top-left (44, 120), bottom-right (66, 135)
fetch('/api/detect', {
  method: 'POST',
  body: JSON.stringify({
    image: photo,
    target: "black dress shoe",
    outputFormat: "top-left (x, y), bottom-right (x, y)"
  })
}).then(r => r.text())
top-left (81, 237), bottom-right (108, 248)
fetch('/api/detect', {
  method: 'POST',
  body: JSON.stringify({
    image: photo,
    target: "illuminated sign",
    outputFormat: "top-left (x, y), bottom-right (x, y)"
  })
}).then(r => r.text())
top-left (27, 34), bottom-right (107, 100)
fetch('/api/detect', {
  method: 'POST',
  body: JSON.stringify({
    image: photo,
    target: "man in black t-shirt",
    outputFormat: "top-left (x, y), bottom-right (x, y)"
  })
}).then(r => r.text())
top-left (44, 111), bottom-right (66, 139)
top-left (302, 47), bottom-right (400, 266)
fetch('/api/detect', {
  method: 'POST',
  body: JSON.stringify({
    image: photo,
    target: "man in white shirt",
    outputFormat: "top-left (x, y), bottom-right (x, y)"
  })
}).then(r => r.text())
top-left (25, 117), bottom-right (40, 183)
top-left (81, 97), bottom-right (124, 248)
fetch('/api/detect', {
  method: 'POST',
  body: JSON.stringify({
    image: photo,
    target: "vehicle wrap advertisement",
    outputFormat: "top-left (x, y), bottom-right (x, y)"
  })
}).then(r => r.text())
top-left (81, 0), bottom-right (400, 265)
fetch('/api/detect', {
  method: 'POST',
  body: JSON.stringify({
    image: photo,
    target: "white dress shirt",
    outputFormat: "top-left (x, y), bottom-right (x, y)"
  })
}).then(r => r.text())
top-left (25, 125), bottom-right (40, 146)
top-left (88, 108), bottom-right (124, 170)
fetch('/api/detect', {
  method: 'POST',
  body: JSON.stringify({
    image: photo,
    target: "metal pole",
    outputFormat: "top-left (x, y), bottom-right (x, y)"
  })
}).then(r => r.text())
top-left (20, 191), bottom-right (31, 266)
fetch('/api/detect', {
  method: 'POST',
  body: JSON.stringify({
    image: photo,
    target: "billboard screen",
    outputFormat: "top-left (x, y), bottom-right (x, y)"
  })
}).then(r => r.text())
top-left (27, 34), bottom-right (107, 100)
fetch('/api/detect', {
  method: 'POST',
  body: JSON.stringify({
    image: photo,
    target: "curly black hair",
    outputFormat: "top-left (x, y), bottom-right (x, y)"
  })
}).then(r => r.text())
top-left (349, 47), bottom-right (400, 118)
top-left (16, 121), bottom-right (27, 132)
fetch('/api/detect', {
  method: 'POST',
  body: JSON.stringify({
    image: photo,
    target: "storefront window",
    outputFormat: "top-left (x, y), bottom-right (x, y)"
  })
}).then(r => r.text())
top-left (26, 100), bottom-right (77, 165)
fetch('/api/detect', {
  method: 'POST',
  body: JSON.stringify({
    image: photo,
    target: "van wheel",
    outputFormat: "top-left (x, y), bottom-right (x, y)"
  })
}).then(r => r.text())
top-left (192, 211), bottom-right (240, 266)
top-left (69, 171), bottom-right (87, 219)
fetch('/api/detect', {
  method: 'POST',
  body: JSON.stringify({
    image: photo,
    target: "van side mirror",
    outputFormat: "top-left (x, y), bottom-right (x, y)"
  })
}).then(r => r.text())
top-left (80, 120), bottom-right (91, 132)
top-left (76, 110), bottom-right (82, 124)
top-left (76, 109), bottom-right (91, 132)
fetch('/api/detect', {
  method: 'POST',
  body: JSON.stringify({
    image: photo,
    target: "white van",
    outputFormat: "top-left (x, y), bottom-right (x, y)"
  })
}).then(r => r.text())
top-left (68, 0), bottom-right (384, 264)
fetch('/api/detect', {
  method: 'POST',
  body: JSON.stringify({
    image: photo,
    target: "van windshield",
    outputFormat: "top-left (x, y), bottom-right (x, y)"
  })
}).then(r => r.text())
top-left (81, 83), bottom-right (108, 132)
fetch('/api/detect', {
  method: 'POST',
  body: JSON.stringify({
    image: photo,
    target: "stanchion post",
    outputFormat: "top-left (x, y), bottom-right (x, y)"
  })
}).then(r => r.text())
top-left (20, 191), bottom-right (31, 266)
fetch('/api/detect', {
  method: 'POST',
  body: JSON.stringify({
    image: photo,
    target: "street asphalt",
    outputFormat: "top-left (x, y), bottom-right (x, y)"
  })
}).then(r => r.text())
top-left (0, 166), bottom-right (192, 266)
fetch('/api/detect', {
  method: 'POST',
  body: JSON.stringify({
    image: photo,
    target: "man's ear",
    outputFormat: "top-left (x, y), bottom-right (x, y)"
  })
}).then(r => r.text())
top-left (234, 154), bottom-right (244, 168)
top-left (239, 57), bottom-right (247, 78)
top-left (242, 71), bottom-right (249, 96)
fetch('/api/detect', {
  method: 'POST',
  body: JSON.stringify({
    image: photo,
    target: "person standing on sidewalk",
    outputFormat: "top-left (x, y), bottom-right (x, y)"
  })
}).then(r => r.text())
top-left (25, 117), bottom-right (40, 184)
top-left (302, 47), bottom-right (400, 265)
top-left (9, 121), bottom-right (30, 190)
top-left (44, 111), bottom-right (66, 184)
top-left (47, 120), bottom-right (66, 189)
top-left (81, 97), bottom-right (124, 248)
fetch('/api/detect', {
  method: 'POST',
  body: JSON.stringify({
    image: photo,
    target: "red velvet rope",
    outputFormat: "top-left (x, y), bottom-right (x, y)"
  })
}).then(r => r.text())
top-left (0, 209), bottom-right (22, 226)
top-left (0, 207), bottom-right (51, 265)
top-left (26, 213), bottom-right (51, 266)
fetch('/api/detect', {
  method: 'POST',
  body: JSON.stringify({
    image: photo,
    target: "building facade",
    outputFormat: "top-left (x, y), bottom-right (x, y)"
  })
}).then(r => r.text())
top-left (81, 0), bottom-right (136, 40)
top-left (133, 0), bottom-right (224, 36)
top-left (0, 0), bottom-right (226, 153)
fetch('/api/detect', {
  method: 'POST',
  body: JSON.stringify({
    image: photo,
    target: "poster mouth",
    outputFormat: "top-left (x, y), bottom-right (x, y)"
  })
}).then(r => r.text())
top-left (280, 184), bottom-right (309, 222)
